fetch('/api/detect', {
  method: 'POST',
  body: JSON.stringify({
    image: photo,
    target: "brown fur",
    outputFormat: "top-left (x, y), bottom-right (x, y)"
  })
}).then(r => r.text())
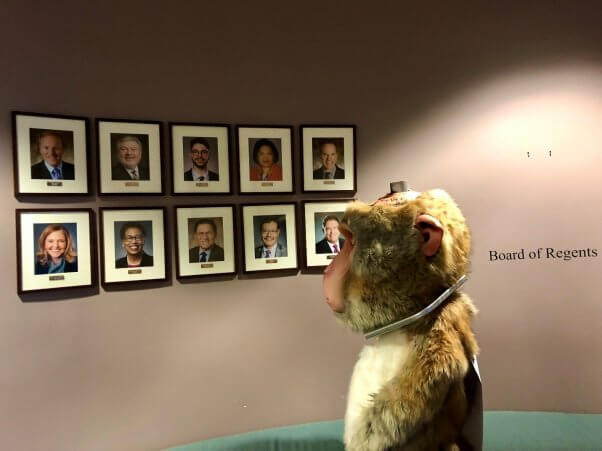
top-left (336, 189), bottom-right (479, 450)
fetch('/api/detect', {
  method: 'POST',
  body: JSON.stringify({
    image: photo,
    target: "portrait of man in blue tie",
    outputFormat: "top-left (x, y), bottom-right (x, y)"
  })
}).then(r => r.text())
top-left (254, 216), bottom-right (287, 259)
top-left (188, 218), bottom-right (224, 263)
top-left (315, 214), bottom-right (345, 254)
top-left (30, 130), bottom-right (75, 180)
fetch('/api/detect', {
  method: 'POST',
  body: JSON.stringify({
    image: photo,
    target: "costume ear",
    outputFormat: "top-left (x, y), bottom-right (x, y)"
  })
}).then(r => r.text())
top-left (414, 214), bottom-right (443, 257)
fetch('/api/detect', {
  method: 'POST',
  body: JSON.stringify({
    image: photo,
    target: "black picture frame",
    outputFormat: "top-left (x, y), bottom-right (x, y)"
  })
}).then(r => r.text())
top-left (301, 199), bottom-right (353, 273)
top-left (236, 125), bottom-right (295, 194)
top-left (240, 203), bottom-right (299, 274)
top-left (16, 208), bottom-right (97, 294)
top-left (99, 206), bottom-right (169, 287)
top-left (169, 122), bottom-right (233, 195)
top-left (96, 118), bottom-right (164, 196)
top-left (12, 111), bottom-right (91, 196)
top-left (301, 125), bottom-right (357, 195)
top-left (174, 204), bottom-right (238, 280)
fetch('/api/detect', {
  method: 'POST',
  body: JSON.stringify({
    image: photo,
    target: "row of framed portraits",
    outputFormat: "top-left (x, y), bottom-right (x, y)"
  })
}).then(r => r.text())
top-left (13, 112), bottom-right (356, 196)
top-left (16, 200), bottom-right (352, 294)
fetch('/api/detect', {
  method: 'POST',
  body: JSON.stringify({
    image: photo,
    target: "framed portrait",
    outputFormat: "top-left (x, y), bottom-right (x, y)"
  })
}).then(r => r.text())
top-left (241, 203), bottom-right (298, 273)
top-left (301, 125), bottom-right (356, 193)
top-left (302, 200), bottom-right (353, 271)
top-left (175, 205), bottom-right (237, 279)
top-left (170, 123), bottom-right (231, 194)
top-left (97, 119), bottom-right (164, 195)
top-left (16, 209), bottom-right (97, 294)
top-left (99, 207), bottom-right (167, 286)
top-left (237, 126), bottom-right (294, 193)
top-left (12, 112), bottom-right (89, 195)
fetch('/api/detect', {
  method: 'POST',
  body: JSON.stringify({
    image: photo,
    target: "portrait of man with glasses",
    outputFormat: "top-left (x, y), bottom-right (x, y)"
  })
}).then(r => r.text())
top-left (254, 216), bottom-right (287, 259)
top-left (183, 137), bottom-right (219, 182)
top-left (115, 221), bottom-right (154, 268)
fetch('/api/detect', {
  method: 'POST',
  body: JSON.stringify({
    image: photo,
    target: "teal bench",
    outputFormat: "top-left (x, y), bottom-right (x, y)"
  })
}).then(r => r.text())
top-left (167, 411), bottom-right (602, 450)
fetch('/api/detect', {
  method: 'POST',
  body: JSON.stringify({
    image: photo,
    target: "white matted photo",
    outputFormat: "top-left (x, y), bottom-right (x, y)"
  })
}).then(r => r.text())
top-left (13, 112), bottom-right (89, 195)
top-left (171, 123), bottom-right (231, 194)
top-left (242, 204), bottom-right (297, 272)
top-left (16, 209), bottom-right (96, 293)
top-left (100, 208), bottom-right (167, 285)
top-left (302, 125), bottom-right (356, 193)
top-left (303, 200), bottom-right (352, 269)
top-left (97, 119), bottom-right (163, 194)
top-left (175, 205), bottom-right (236, 278)
top-left (237, 126), bottom-right (294, 193)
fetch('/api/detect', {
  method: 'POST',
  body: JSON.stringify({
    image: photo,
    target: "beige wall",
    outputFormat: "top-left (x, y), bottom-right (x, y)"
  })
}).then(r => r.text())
top-left (1, 2), bottom-right (601, 450)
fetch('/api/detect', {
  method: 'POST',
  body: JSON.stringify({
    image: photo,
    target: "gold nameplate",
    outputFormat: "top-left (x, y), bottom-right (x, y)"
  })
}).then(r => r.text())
top-left (323, 180), bottom-right (335, 185)
top-left (49, 275), bottom-right (65, 281)
top-left (327, 255), bottom-right (336, 260)
top-left (261, 182), bottom-right (274, 187)
top-left (200, 263), bottom-right (214, 268)
top-left (128, 269), bottom-right (142, 274)
top-left (266, 258), bottom-right (278, 264)
top-left (196, 182), bottom-right (209, 187)
top-left (125, 181), bottom-right (139, 187)
top-left (47, 181), bottom-right (63, 187)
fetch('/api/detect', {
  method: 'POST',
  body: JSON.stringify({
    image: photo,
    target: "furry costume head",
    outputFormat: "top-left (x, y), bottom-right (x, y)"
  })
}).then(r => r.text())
top-left (324, 189), bottom-right (471, 333)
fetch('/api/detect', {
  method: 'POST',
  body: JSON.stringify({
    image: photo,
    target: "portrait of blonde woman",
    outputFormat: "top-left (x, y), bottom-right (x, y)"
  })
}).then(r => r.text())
top-left (34, 224), bottom-right (78, 274)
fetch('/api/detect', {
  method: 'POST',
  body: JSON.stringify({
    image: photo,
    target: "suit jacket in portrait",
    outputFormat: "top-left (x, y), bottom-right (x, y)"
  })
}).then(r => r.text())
top-left (254, 242), bottom-right (287, 258)
top-left (30, 160), bottom-right (75, 180)
top-left (315, 237), bottom-right (345, 254)
top-left (312, 165), bottom-right (345, 179)
top-left (112, 164), bottom-right (150, 181)
top-left (115, 252), bottom-right (154, 268)
top-left (34, 258), bottom-right (78, 274)
top-left (183, 169), bottom-right (219, 181)
top-left (188, 244), bottom-right (225, 263)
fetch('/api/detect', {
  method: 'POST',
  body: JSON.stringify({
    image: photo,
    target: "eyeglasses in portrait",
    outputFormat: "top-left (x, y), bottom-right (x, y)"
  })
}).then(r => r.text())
top-left (241, 203), bottom-right (298, 273)
top-left (171, 123), bottom-right (231, 194)
top-left (100, 207), bottom-right (167, 286)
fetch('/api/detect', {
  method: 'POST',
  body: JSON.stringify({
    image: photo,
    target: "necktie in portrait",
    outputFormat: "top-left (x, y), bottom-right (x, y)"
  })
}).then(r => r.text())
top-left (198, 176), bottom-right (205, 181)
top-left (333, 244), bottom-right (339, 253)
top-left (131, 169), bottom-right (138, 180)
top-left (199, 252), bottom-right (207, 262)
top-left (265, 249), bottom-right (271, 258)
top-left (51, 167), bottom-right (62, 180)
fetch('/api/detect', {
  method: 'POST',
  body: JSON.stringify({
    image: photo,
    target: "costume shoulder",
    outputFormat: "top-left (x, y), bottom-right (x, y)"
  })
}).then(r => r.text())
top-left (254, 245), bottom-right (262, 258)
top-left (31, 161), bottom-right (51, 179)
top-left (312, 167), bottom-right (323, 179)
top-left (335, 166), bottom-right (345, 179)
top-left (208, 170), bottom-right (219, 181)
top-left (183, 169), bottom-right (193, 181)
top-left (115, 256), bottom-right (128, 268)
top-left (34, 260), bottom-right (49, 274)
top-left (277, 243), bottom-right (288, 257)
